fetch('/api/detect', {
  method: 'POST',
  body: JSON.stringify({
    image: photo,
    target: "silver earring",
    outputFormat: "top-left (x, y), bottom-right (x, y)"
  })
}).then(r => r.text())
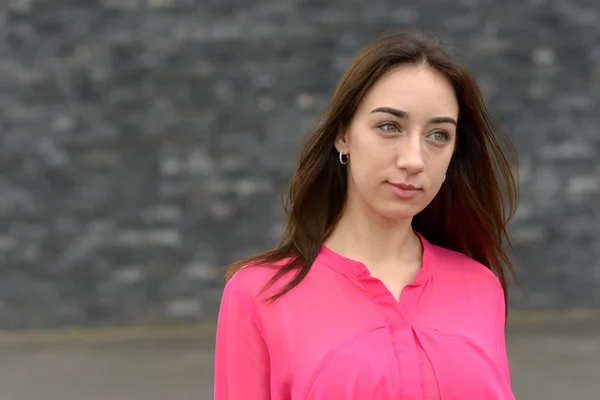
top-left (339, 150), bottom-right (349, 165)
top-left (443, 174), bottom-right (446, 182)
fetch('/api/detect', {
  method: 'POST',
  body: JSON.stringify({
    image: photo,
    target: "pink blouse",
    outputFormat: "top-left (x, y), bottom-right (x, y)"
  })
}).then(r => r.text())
top-left (214, 233), bottom-right (514, 399)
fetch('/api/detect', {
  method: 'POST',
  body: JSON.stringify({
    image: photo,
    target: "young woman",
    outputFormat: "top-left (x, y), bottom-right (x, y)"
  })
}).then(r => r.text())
top-left (214, 28), bottom-right (519, 400)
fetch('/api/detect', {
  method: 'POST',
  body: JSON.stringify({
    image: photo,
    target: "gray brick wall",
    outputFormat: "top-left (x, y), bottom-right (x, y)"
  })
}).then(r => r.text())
top-left (0, 0), bottom-right (598, 329)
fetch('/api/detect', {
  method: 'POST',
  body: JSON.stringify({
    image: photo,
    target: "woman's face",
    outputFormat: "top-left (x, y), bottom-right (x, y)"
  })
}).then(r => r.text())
top-left (335, 65), bottom-right (458, 221)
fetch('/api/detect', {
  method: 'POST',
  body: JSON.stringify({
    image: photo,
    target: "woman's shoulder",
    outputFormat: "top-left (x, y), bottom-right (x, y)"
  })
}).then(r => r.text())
top-left (427, 242), bottom-right (503, 292)
top-left (223, 256), bottom-right (296, 300)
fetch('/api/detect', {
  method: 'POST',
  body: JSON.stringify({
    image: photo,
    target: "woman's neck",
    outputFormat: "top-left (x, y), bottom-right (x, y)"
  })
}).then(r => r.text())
top-left (324, 201), bottom-right (422, 272)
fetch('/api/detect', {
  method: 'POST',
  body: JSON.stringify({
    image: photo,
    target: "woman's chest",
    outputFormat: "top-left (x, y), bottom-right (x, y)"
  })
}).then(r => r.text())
top-left (261, 269), bottom-right (512, 399)
top-left (268, 316), bottom-right (510, 400)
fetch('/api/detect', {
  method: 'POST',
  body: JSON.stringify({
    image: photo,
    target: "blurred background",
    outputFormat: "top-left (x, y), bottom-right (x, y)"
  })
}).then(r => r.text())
top-left (0, 0), bottom-right (599, 399)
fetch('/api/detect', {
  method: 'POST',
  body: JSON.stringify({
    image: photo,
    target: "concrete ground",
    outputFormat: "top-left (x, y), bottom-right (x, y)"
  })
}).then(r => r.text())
top-left (0, 311), bottom-right (598, 400)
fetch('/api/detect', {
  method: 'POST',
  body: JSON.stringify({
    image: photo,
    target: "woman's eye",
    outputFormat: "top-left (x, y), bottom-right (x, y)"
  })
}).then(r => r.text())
top-left (430, 131), bottom-right (449, 141)
top-left (378, 123), bottom-right (399, 133)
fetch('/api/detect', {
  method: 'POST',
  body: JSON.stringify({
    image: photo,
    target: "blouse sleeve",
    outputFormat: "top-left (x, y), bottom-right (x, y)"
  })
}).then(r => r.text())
top-left (494, 288), bottom-right (512, 386)
top-left (214, 273), bottom-right (271, 400)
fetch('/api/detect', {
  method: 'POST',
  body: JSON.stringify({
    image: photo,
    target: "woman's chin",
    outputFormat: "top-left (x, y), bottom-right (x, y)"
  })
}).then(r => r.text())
top-left (374, 203), bottom-right (422, 221)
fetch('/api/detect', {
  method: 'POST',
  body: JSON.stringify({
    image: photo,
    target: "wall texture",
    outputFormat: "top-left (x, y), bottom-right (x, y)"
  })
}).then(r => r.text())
top-left (0, 0), bottom-right (599, 329)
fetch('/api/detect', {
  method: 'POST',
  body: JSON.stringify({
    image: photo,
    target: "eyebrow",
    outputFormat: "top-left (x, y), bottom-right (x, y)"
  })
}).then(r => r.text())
top-left (370, 106), bottom-right (457, 126)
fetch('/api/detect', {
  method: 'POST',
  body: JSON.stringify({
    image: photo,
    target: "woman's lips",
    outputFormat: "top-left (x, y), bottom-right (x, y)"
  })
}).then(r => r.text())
top-left (386, 182), bottom-right (421, 199)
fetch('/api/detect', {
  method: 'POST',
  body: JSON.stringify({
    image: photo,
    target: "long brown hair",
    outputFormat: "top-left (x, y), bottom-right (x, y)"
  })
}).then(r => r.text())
top-left (225, 28), bottom-right (519, 309)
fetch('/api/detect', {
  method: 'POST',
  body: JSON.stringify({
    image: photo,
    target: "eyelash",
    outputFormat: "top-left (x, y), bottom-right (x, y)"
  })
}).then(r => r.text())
top-left (376, 122), bottom-right (450, 142)
top-left (377, 122), bottom-right (400, 133)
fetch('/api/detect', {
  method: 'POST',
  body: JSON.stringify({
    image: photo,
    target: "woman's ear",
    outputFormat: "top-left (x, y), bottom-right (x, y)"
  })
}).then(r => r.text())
top-left (334, 125), bottom-right (349, 153)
